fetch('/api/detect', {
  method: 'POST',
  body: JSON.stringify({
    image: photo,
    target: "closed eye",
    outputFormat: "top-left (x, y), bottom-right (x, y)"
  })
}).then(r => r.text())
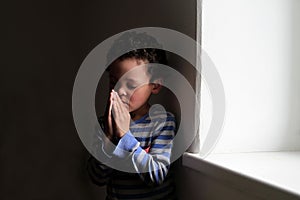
top-left (127, 83), bottom-right (137, 90)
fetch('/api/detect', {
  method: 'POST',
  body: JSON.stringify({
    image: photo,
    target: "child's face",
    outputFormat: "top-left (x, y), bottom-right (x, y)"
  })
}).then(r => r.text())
top-left (109, 58), bottom-right (156, 113)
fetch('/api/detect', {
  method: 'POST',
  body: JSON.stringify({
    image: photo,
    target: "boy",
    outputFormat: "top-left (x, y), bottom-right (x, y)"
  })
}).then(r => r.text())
top-left (88, 32), bottom-right (177, 200)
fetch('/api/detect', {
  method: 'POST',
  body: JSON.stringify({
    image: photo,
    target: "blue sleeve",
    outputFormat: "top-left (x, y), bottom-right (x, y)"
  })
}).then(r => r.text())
top-left (112, 116), bottom-right (176, 186)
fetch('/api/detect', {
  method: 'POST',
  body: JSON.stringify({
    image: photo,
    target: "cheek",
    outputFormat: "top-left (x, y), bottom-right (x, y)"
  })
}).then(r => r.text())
top-left (129, 91), bottom-right (144, 105)
top-left (129, 87), bottom-right (150, 105)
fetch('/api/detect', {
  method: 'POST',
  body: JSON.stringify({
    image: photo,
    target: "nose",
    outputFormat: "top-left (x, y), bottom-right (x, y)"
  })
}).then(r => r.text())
top-left (116, 87), bottom-right (127, 97)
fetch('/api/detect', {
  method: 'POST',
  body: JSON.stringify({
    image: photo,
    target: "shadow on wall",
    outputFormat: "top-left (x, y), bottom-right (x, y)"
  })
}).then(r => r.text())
top-left (1, 0), bottom-right (196, 200)
top-left (282, 0), bottom-right (300, 150)
top-left (288, 0), bottom-right (300, 150)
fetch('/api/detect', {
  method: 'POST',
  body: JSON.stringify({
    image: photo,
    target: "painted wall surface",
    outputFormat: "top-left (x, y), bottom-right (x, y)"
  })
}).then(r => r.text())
top-left (177, 164), bottom-right (300, 200)
top-left (177, 167), bottom-right (258, 200)
top-left (1, 0), bottom-right (196, 199)
top-left (201, 0), bottom-right (300, 153)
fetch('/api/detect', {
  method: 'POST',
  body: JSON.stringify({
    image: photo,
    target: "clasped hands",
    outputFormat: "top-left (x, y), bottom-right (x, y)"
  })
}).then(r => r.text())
top-left (106, 90), bottom-right (131, 142)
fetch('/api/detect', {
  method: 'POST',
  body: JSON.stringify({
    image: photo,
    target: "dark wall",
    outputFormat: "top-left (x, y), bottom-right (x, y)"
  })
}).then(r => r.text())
top-left (1, 1), bottom-right (196, 199)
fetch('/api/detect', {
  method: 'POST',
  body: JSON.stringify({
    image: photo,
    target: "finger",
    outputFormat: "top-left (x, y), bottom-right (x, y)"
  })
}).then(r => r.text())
top-left (109, 91), bottom-right (113, 113)
top-left (112, 91), bottom-right (121, 117)
top-left (113, 91), bottom-right (123, 112)
top-left (108, 116), bottom-right (113, 138)
top-left (114, 90), bottom-right (127, 113)
top-left (107, 91), bottom-right (113, 137)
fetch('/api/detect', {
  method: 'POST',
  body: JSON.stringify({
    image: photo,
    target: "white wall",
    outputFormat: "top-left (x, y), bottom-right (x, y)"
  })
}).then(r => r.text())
top-left (178, 1), bottom-right (300, 199)
top-left (201, 0), bottom-right (300, 153)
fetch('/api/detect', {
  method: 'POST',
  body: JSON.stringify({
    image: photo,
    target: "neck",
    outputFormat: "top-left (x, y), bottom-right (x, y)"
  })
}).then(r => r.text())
top-left (130, 103), bottom-right (150, 121)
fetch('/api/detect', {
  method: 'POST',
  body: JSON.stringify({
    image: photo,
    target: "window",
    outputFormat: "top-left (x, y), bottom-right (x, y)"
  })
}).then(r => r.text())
top-left (182, 0), bottom-right (300, 198)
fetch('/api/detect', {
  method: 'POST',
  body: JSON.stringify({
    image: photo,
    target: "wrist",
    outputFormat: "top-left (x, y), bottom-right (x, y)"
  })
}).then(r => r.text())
top-left (116, 128), bottom-right (129, 138)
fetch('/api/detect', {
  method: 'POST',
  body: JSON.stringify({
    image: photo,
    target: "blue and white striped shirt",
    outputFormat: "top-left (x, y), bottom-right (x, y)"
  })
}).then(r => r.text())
top-left (88, 110), bottom-right (177, 200)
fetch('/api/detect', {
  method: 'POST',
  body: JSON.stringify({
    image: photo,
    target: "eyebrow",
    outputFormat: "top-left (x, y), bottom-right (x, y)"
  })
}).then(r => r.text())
top-left (125, 78), bottom-right (139, 83)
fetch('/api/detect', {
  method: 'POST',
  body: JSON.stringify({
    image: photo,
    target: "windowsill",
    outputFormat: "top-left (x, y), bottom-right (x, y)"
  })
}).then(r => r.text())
top-left (182, 151), bottom-right (300, 199)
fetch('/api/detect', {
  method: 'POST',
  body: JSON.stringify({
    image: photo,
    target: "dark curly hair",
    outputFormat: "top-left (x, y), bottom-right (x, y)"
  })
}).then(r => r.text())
top-left (106, 31), bottom-right (168, 81)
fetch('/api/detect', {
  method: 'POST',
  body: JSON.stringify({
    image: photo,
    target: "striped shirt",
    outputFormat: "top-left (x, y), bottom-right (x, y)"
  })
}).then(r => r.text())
top-left (87, 110), bottom-right (177, 200)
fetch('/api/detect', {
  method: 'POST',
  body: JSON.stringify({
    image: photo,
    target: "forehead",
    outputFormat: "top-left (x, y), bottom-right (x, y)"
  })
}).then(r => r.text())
top-left (109, 58), bottom-right (150, 80)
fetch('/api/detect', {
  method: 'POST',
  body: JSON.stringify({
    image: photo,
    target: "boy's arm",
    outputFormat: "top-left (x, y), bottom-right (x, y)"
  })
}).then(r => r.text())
top-left (112, 114), bottom-right (175, 186)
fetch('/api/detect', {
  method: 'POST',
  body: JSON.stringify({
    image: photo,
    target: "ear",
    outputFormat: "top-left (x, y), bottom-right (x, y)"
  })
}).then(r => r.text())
top-left (151, 79), bottom-right (162, 94)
